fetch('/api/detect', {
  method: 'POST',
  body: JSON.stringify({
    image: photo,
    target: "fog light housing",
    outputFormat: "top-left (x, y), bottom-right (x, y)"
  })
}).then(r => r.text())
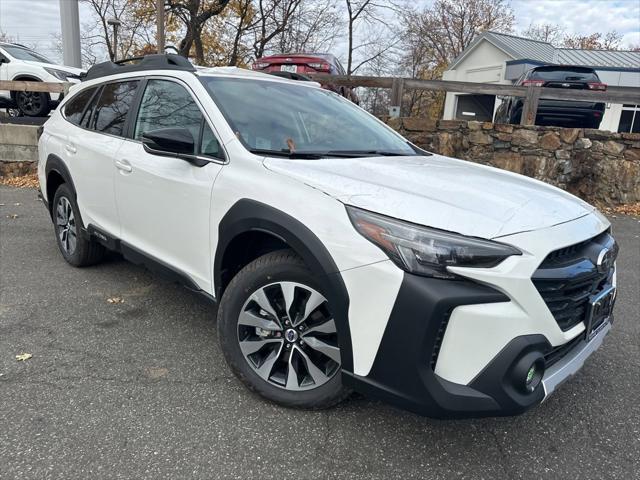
top-left (524, 361), bottom-right (544, 393)
top-left (511, 352), bottom-right (545, 394)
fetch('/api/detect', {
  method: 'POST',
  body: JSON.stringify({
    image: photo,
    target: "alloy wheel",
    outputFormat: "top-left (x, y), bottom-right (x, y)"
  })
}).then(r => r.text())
top-left (16, 91), bottom-right (43, 116)
top-left (237, 281), bottom-right (340, 391)
top-left (56, 196), bottom-right (77, 255)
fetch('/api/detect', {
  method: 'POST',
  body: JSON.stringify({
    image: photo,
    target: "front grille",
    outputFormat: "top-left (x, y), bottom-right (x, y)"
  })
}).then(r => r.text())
top-left (544, 335), bottom-right (583, 368)
top-left (539, 237), bottom-right (593, 267)
top-left (533, 232), bottom-right (616, 332)
top-left (533, 269), bottom-right (610, 330)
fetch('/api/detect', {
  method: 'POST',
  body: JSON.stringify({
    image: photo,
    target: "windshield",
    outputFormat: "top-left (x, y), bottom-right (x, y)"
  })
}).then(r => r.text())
top-left (2, 45), bottom-right (52, 64)
top-left (200, 76), bottom-right (417, 157)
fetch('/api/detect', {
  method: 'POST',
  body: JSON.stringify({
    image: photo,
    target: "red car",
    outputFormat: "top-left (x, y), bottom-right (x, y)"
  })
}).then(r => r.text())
top-left (252, 53), bottom-right (357, 102)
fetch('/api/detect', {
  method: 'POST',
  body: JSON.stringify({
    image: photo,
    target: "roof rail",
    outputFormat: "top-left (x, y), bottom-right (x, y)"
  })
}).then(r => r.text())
top-left (81, 54), bottom-right (196, 81)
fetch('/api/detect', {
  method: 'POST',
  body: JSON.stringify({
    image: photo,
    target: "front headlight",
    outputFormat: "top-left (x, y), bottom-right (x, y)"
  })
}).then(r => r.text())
top-left (44, 67), bottom-right (70, 81)
top-left (346, 206), bottom-right (521, 279)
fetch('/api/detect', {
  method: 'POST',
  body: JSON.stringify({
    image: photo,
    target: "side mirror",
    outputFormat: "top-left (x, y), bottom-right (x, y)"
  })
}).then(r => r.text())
top-left (142, 127), bottom-right (208, 166)
top-left (0, 56), bottom-right (7, 64)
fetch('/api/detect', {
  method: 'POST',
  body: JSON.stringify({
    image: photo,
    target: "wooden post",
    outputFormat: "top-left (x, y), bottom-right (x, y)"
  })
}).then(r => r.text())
top-left (520, 86), bottom-right (541, 126)
top-left (389, 78), bottom-right (404, 118)
top-left (157, 0), bottom-right (165, 54)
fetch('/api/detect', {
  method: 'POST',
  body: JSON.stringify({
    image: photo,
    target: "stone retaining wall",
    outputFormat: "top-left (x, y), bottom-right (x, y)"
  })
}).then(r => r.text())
top-left (0, 124), bottom-right (39, 177)
top-left (387, 118), bottom-right (639, 205)
top-left (1, 120), bottom-right (639, 204)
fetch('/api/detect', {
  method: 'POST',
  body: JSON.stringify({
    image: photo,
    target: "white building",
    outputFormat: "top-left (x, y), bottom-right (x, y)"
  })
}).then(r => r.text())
top-left (442, 31), bottom-right (640, 132)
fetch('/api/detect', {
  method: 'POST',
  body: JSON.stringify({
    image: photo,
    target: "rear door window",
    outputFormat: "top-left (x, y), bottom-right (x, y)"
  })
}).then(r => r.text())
top-left (92, 81), bottom-right (139, 136)
top-left (64, 87), bottom-right (98, 126)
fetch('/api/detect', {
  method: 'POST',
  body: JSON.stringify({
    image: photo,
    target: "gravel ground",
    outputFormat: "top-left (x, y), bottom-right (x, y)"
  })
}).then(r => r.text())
top-left (1, 185), bottom-right (639, 480)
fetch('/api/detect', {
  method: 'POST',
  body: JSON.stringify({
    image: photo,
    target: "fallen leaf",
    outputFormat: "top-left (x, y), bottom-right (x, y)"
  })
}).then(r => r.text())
top-left (601, 202), bottom-right (640, 218)
top-left (16, 353), bottom-right (32, 361)
top-left (7, 214), bottom-right (18, 219)
top-left (0, 173), bottom-right (39, 189)
top-left (144, 367), bottom-right (169, 379)
top-left (13, 203), bottom-right (21, 206)
top-left (107, 297), bottom-right (124, 304)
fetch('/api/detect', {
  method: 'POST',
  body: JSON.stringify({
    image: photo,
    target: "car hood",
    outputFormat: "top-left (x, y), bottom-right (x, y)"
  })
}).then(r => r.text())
top-left (263, 154), bottom-right (595, 239)
top-left (24, 61), bottom-right (84, 76)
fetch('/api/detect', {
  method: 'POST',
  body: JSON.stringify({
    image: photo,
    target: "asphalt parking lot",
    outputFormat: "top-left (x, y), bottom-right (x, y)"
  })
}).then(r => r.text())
top-left (0, 184), bottom-right (639, 480)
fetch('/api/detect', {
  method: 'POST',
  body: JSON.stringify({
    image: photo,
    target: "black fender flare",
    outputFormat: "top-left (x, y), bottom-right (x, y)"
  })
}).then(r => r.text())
top-left (45, 154), bottom-right (77, 199)
top-left (44, 154), bottom-right (86, 231)
top-left (215, 199), bottom-right (354, 372)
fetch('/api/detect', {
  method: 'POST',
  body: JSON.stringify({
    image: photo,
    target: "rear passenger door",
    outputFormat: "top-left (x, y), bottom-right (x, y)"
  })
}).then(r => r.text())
top-left (65, 80), bottom-right (140, 236)
top-left (114, 78), bottom-right (225, 292)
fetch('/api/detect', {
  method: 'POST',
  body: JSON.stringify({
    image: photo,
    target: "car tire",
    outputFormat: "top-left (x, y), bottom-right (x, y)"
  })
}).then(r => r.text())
top-left (52, 184), bottom-right (105, 267)
top-left (15, 90), bottom-right (51, 117)
top-left (217, 249), bottom-right (349, 410)
top-left (588, 119), bottom-right (602, 129)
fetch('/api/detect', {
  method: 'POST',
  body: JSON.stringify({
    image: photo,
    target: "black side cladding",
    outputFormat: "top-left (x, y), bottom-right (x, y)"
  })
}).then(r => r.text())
top-left (215, 199), bottom-right (354, 372)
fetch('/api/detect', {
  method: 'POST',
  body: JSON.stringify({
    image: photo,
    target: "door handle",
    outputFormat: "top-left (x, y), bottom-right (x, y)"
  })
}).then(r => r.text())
top-left (65, 143), bottom-right (77, 154)
top-left (115, 159), bottom-right (133, 173)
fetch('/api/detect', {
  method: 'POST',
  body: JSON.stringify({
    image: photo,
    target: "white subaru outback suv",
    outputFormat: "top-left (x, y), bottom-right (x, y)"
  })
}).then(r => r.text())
top-left (0, 42), bottom-right (82, 116)
top-left (38, 55), bottom-right (618, 418)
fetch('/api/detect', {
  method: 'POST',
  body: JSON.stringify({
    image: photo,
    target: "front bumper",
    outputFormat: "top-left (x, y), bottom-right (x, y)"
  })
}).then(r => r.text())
top-left (343, 273), bottom-right (612, 418)
top-left (341, 211), bottom-right (615, 418)
top-left (542, 321), bottom-right (611, 399)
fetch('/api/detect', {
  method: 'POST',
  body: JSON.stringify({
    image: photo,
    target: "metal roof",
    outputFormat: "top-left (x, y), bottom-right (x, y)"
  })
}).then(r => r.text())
top-left (449, 31), bottom-right (640, 71)
top-left (555, 48), bottom-right (640, 69)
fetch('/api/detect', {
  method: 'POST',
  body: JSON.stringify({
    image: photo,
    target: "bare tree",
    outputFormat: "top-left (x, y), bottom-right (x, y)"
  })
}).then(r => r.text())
top-left (275, 0), bottom-right (341, 54)
top-left (226, 0), bottom-right (255, 65)
top-left (81, 0), bottom-right (155, 61)
top-left (521, 22), bottom-right (563, 45)
top-left (52, 29), bottom-right (100, 68)
top-left (342, 0), bottom-right (405, 75)
top-left (408, 0), bottom-right (514, 68)
top-left (213, 0), bottom-right (341, 66)
top-left (344, 0), bottom-right (371, 75)
top-left (521, 23), bottom-right (624, 51)
top-left (251, 0), bottom-right (304, 59)
top-left (562, 31), bottom-right (623, 50)
top-left (165, 0), bottom-right (232, 63)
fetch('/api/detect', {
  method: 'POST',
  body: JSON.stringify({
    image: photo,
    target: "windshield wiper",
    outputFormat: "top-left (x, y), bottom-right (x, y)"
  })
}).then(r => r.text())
top-left (249, 148), bottom-right (417, 159)
top-left (325, 150), bottom-right (412, 157)
top-left (248, 148), bottom-right (326, 159)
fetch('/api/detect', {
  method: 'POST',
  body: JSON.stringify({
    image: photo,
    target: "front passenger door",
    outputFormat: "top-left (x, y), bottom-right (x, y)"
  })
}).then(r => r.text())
top-left (114, 78), bottom-right (225, 293)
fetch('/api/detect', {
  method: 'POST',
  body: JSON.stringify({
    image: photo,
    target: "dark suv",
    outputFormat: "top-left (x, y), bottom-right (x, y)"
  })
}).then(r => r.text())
top-left (494, 65), bottom-right (607, 128)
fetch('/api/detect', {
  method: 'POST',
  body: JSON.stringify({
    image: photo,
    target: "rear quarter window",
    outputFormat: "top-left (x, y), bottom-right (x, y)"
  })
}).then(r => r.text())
top-left (64, 87), bottom-right (98, 126)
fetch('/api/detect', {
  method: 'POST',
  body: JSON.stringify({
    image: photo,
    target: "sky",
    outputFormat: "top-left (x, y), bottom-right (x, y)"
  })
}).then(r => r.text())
top-left (0, 0), bottom-right (638, 64)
